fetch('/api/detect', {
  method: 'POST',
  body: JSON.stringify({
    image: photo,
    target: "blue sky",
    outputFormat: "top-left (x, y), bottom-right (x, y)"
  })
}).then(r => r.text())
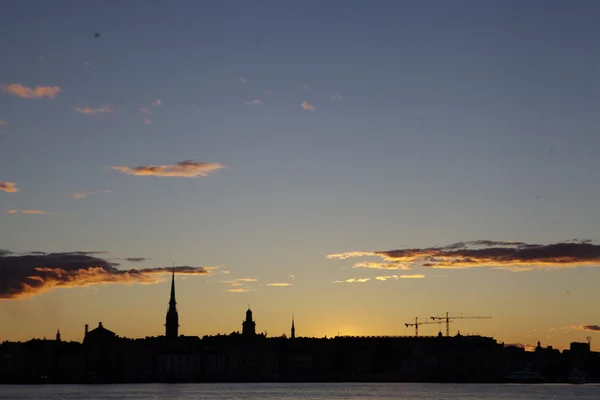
top-left (1, 0), bottom-right (600, 347)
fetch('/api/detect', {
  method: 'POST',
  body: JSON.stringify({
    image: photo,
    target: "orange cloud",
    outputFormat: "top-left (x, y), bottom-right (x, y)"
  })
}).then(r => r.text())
top-left (111, 160), bottom-right (225, 178)
top-left (152, 99), bottom-right (161, 106)
top-left (334, 278), bottom-right (370, 283)
top-left (0, 182), bottom-right (19, 193)
top-left (141, 108), bottom-right (152, 114)
top-left (328, 240), bottom-right (600, 272)
top-left (2, 83), bottom-right (61, 99)
top-left (301, 102), bottom-right (315, 111)
top-left (266, 283), bottom-right (292, 287)
top-left (228, 288), bottom-right (252, 293)
top-left (0, 120), bottom-right (6, 126)
top-left (0, 251), bottom-right (212, 299)
top-left (144, 118), bottom-right (153, 125)
top-left (5, 209), bottom-right (55, 215)
top-left (75, 104), bottom-right (114, 115)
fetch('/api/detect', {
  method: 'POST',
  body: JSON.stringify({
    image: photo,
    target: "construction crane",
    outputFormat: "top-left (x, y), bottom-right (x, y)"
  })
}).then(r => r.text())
top-left (430, 312), bottom-right (492, 337)
top-left (404, 317), bottom-right (445, 337)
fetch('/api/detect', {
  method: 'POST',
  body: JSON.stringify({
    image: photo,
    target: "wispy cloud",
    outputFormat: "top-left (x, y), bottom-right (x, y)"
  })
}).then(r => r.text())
top-left (0, 182), bottom-right (19, 193)
top-left (222, 278), bottom-right (259, 283)
top-left (375, 274), bottom-right (425, 281)
top-left (331, 94), bottom-right (344, 100)
top-left (561, 324), bottom-right (600, 332)
top-left (334, 278), bottom-right (371, 283)
top-left (238, 77), bottom-right (247, 83)
top-left (302, 84), bottom-right (311, 91)
top-left (5, 209), bottom-right (56, 215)
top-left (0, 250), bottom-right (212, 299)
top-left (352, 261), bottom-right (412, 270)
top-left (144, 118), bottom-right (153, 125)
top-left (111, 160), bottom-right (225, 178)
top-left (83, 61), bottom-right (92, 66)
top-left (222, 278), bottom-right (258, 293)
top-left (72, 189), bottom-right (111, 199)
top-left (0, 120), bottom-right (6, 126)
top-left (301, 102), bottom-right (316, 111)
top-left (264, 90), bottom-right (274, 95)
top-left (125, 257), bottom-right (147, 262)
top-left (2, 83), bottom-right (61, 99)
top-left (246, 99), bottom-right (264, 106)
top-left (152, 99), bottom-right (161, 106)
top-left (266, 283), bottom-right (292, 287)
top-left (140, 107), bottom-right (152, 114)
top-left (75, 104), bottom-right (114, 115)
top-left (328, 240), bottom-right (600, 272)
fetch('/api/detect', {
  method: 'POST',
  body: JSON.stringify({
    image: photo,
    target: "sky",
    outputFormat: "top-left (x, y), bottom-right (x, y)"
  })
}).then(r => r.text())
top-left (1, 0), bottom-right (600, 350)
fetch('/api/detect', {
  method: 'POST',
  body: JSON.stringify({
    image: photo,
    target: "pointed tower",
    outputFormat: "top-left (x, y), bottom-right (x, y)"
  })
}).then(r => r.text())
top-left (290, 314), bottom-right (295, 339)
top-left (165, 267), bottom-right (179, 338)
top-left (242, 306), bottom-right (256, 337)
top-left (56, 329), bottom-right (61, 342)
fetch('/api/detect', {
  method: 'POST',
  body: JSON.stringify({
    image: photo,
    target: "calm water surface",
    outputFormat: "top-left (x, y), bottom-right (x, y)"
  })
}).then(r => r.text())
top-left (1, 383), bottom-right (599, 399)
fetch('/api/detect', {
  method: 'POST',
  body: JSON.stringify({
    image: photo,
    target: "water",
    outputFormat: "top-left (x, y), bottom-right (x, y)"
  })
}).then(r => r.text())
top-left (1, 383), bottom-right (599, 399)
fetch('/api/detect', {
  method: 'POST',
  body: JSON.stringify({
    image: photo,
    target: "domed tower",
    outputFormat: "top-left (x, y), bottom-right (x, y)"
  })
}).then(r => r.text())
top-left (242, 307), bottom-right (256, 337)
top-left (165, 268), bottom-right (179, 338)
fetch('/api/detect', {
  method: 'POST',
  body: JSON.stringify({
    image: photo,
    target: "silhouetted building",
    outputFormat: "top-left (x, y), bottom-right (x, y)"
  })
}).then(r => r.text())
top-left (291, 315), bottom-right (296, 339)
top-left (242, 307), bottom-right (256, 337)
top-left (165, 268), bottom-right (179, 338)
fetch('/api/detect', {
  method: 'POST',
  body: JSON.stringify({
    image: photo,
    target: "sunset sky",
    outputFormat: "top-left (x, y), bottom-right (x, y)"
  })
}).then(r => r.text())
top-left (1, 0), bottom-right (600, 350)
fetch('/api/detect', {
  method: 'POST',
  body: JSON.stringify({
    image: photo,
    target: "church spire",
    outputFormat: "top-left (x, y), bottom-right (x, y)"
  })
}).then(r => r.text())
top-left (165, 264), bottom-right (179, 338)
top-left (291, 313), bottom-right (295, 339)
top-left (169, 265), bottom-right (176, 306)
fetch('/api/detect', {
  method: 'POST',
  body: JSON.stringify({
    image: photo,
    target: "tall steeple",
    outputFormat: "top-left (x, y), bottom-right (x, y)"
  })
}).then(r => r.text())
top-left (242, 306), bottom-right (256, 337)
top-left (290, 314), bottom-right (295, 339)
top-left (165, 266), bottom-right (179, 338)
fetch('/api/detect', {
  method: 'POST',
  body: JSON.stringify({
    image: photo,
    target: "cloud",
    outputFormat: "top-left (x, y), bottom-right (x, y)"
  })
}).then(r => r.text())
top-left (302, 84), bottom-right (311, 91)
top-left (75, 104), bottom-right (114, 115)
top-left (228, 288), bottom-right (252, 293)
top-left (2, 83), bottom-right (61, 99)
top-left (331, 94), bottom-right (344, 100)
top-left (140, 108), bottom-right (151, 114)
top-left (264, 90), bottom-right (274, 95)
top-left (266, 283), bottom-right (292, 287)
top-left (328, 240), bottom-right (600, 272)
top-left (5, 209), bottom-right (56, 215)
top-left (111, 160), bottom-right (225, 178)
top-left (564, 324), bottom-right (600, 332)
top-left (144, 118), bottom-right (153, 125)
top-left (375, 274), bottom-right (425, 281)
top-left (152, 99), bottom-right (161, 106)
top-left (72, 189), bottom-right (111, 199)
top-left (301, 102), bottom-right (316, 111)
top-left (246, 99), bottom-right (264, 106)
top-left (334, 278), bottom-right (371, 283)
top-left (222, 278), bottom-right (258, 283)
top-left (83, 61), bottom-right (92, 66)
top-left (289, 274), bottom-right (296, 280)
top-left (0, 251), bottom-right (212, 299)
top-left (583, 325), bottom-right (600, 331)
top-left (0, 120), bottom-right (6, 126)
top-left (125, 258), bottom-right (147, 262)
top-left (353, 261), bottom-right (412, 270)
top-left (238, 77), bottom-right (247, 83)
top-left (0, 182), bottom-right (19, 193)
